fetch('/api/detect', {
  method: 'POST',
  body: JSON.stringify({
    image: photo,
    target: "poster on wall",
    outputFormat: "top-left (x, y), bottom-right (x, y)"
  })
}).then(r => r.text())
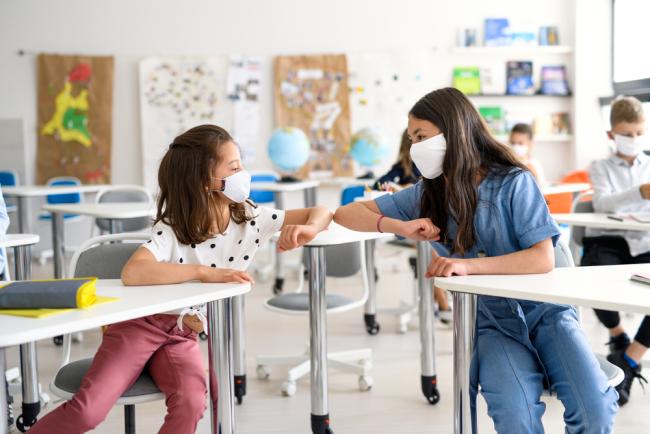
top-left (139, 56), bottom-right (232, 192)
top-left (227, 57), bottom-right (261, 162)
top-left (346, 50), bottom-right (440, 173)
top-left (274, 54), bottom-right (352, 176)
top-left (37, 54), bottom-right (114, 184)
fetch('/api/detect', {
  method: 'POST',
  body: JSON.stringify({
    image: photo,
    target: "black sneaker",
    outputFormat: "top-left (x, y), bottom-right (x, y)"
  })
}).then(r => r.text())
top-left (607, 349), bottom-right (648, 406)
top-left (606, 333), bottom-right (631, 354)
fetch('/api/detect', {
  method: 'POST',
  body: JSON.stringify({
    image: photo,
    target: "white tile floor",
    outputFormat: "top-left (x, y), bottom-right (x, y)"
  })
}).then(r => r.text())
top-left (6, 245), bottom-right (650, 433)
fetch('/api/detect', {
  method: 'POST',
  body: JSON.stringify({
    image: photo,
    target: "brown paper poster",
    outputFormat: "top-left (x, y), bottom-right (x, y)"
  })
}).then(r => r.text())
top-left (274, 54), bottom-right (352, 176)
top-left (37, 54), bottom-right (114, 184)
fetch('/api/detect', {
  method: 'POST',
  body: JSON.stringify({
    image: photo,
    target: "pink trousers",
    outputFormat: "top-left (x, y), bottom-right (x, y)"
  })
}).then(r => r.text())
top-left (29, 314), bottom-right (208, 434)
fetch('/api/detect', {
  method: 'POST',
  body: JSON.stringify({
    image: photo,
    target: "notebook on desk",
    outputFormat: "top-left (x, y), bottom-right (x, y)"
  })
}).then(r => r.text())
top-left (631, 273), bottom-right (650, 285)
top-left (626, 212), bottom-right (650, 224)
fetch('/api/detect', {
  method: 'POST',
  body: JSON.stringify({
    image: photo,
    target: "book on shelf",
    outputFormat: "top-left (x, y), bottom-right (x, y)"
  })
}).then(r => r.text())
top-left (484, 18), bottom-right (511, 46)
top-left (479, 66), bottom-right (505, 95)
top-left (506, 61), bottom-right (534, 95)
top-left (453, 67), bottom-right (481, 95)
top-left (479, 106), bottom-right (506, 135)
top-left (551, 112), bottom-right (570, 134)
top-left (539, 26), bottom-right (560, 46)
top-left (540, 65), bottom-right (570, 95)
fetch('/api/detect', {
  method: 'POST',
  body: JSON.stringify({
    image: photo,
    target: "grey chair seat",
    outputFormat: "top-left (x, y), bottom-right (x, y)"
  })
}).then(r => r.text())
top-left (596, 354), bottom-right (625, 387)
top-left (266, 293), bottom-right (354, 312)
top-left (51, 358), bottom-right (164, 404)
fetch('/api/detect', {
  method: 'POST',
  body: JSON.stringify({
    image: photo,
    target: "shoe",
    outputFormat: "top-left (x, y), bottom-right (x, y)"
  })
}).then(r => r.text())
top-left (606, 333), bottom-right (631, 354)
top-left (607, 349), bottom-right (648, 406)
top-left (438, 308), bottom-right (452, 325)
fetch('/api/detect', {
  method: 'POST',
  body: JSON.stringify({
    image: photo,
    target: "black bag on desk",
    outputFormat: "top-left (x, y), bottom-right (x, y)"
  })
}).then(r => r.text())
top-left (0, 278), bottom-right (97, 309)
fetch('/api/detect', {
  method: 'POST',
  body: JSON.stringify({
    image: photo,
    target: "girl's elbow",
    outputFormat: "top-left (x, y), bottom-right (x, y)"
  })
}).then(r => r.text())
top-left (120, 265), bottom-right (138, 286)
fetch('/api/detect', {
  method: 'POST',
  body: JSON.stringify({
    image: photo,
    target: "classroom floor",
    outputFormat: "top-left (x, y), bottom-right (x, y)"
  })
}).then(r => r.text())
top-left (9, 244), bottom-right (650, 434)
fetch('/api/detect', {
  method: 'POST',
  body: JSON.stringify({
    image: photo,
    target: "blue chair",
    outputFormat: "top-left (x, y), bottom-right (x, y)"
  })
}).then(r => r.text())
top-left (0, 170), bottom-right (19, 213)
top-left (249, 172), bottom-right (278, 204)
top-left (341, 185), bottom-right (365, 206)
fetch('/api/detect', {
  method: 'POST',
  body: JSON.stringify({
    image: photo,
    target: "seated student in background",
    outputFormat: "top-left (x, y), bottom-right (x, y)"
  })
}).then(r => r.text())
top-left (509, 123), bottom-right (547, 185)
top-left (28, 125), bottom-right (333, 434)
top-left (581, 95), bottom-right (650, 406)
top-left (335, 87), bottom-right (617, 433)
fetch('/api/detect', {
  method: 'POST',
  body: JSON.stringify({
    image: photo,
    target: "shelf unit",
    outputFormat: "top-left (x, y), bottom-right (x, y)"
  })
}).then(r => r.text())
top-left (495, 134), bottom-right (573, 143)
top-left (450, 45), bottom-right (574, 55)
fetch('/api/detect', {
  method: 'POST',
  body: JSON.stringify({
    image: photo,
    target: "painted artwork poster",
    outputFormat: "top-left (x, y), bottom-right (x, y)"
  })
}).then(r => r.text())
top-left (139, 56), bottom-right (231, 192)
top-left (274, 54), bottom-right (352, 176)
top-left (37, 54), bottom-right (114, 184)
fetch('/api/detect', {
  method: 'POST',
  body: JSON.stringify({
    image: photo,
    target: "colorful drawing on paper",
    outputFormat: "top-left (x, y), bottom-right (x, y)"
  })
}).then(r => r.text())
top-left (139, 57), bottom-right (231, 192)
top-left (274, 54), bottom-right (352, 176)
top-left (37, 54), bottom-right (114, 184)
top-left (347, 50), bottom-right (439, 175)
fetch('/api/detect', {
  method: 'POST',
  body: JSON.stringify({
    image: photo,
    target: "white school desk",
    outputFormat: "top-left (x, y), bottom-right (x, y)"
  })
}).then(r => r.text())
top-left (42, 203), bottom-right (155, 279)
top-left (553, 213), bottom-right (650, 232)
top-left (296, 224), bottom-right (391, 434)
top-left (2, 185), bottom-right (111, 233)
top-left (0, 234), bottom-right (41, 430)
top-left (435, 263), bottom-right (650, 434)
top-left (315, 177), bottom-right (374, 187)
top-left (540, 183), bottom-right (591, 196)
top-left (0, 279), bottom-right (250, 434)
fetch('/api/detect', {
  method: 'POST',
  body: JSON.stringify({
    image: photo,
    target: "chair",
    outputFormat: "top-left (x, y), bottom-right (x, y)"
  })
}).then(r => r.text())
top-left (568, 190), bottom-right (594, 263)
top-left (94, 186), bottom-right (153, 234)
top-left (340, 185), bottom-right (365, 206)
top-left (50, 233), bottom-right (164, 434)
top-left (37, 177), bottom-right (84, 265)
top-left (0, 170), bottom-right (19, 213)
top-left (256, 241), bottom-right (374, 396)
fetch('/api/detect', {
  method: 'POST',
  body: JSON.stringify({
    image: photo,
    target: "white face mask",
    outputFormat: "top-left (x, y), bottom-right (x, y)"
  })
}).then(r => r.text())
top-left (409, 133), bottom-right (447, 179)
top-left (614, 134), bottom-right (646, 157)
top-left (510, 143), bottom-right (529, 158)
top-left (213, 169), bottom-right (251, 203)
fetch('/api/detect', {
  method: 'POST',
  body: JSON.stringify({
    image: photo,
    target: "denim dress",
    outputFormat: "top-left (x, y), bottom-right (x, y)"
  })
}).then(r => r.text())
top-left (376, 169), bottom-right (618, 434)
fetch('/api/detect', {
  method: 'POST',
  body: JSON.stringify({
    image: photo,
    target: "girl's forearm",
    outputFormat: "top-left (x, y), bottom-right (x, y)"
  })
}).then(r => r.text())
top-left (463, 242), bottom-right (554, 275)
top-left (121, 260), bottom-right (206, 286)
top-left (306, 205), bottom-right (334, 231)
top-left (334, 203), bottom-right (403, 234)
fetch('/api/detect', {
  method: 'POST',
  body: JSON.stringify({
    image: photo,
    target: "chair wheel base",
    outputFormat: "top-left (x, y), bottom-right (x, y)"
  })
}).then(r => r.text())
top-left (311, 413), bottom-right (332, 434)
top-left (364, 314), bottom-right (380, 335)
top-left (421, 375), bottom-right (440, 405)
top-left (16, 401), bottom-right (40, 432)
top-left (234, 374), bottom-right (246, 405)
top-left (273, 278), bottom-right (284, 295)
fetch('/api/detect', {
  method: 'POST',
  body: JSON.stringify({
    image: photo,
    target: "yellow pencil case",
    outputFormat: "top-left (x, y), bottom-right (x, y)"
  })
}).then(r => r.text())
top-left (0, 277), bottom-right (98, 309)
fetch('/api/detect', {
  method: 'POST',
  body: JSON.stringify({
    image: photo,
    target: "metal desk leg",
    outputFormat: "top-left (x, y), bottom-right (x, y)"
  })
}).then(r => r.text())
top-left (452, 292), bottom-right (477, 434)
top-left (417, 241), bottom-right (439, 404)
top-left (13, 245), bottom-right (40, 431)
top-left (208, 298), bottom-right (235, 434)
top-left (232, 294), bottom-right (246, 405)
top-left (0, 348), bottom-right (8, 434)
top-left (51, 212), bottom-right (65, 279)
top-left (16, 197), bottom-right (28, 234)
top-left (308, 247), bottom-right (331, 434)
top-left (303, 187), bottom-right (317, 208)
top-left (363, 240), bottom-right (380, 335)
top-left (272, 193), bottom-right (286, 295)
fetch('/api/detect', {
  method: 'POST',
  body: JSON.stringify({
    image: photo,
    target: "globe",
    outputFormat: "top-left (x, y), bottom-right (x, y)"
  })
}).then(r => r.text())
top-left (349, 128), bottom-right (390, 169)
top-left (268, 127), bottom-right (310, 174)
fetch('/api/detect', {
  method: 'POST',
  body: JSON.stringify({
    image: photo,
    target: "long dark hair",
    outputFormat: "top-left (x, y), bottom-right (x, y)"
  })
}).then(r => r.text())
top-left (410, 87), bottom-right (525, 255)
top-left (155, 124), bottom-right (255, 245)
top-left (397, 129), bottom-right (414, 178)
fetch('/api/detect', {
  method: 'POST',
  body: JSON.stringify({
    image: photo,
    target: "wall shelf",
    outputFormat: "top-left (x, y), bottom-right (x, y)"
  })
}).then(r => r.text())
top-left (450, 45), bottom-right (574, 55)
top-left (467, 93), bottom-right (572, 98)
top-left (495, 134), bottom-right (573, 143)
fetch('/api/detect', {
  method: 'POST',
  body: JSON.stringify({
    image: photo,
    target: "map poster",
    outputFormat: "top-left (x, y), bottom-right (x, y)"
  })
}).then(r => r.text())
top-left (274, 54), bottom-right (352, 176)
top-left (37, 54), bottom-right (114, 184)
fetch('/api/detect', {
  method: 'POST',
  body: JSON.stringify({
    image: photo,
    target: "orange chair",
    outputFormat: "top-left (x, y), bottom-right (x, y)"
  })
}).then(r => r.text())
top-left (545, 170), bottom-right (591, 213)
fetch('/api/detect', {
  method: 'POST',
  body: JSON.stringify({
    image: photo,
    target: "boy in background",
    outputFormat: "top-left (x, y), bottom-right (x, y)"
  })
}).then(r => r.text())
top-left (509, 123), bottom-right (547, 185)
top-left (582, 95), bottom-right (650, 405)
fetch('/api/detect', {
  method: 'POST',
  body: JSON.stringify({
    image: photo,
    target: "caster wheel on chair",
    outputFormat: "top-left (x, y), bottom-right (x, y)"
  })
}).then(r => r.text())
top-left (256, 365), bottom-right (270, 380)
top-left (234, 375), bottom-right (246, 405)
top-left (52, 336), bottom-right (63, 346)
top-left (421, 375), bottom-right (441, 405)
top-left (311, 414), bottom-right (332, 434)
top-left (363, 314), bottom-right (380, 335)
top-left (198, 332), bottom-right (208, 341)
top-left (358, 375), bottom-right (373, 391)
top-left (273, 278), bottom-right (284, 295)
top-left (281, 381), bottom-right (296, 397)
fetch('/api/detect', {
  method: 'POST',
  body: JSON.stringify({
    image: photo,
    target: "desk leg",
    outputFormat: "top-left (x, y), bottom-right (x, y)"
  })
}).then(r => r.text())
top-left (0, 348), bottom-right (7, 434)
top-left (51, 212), bottom-right (65, 279)
top-left (109, 219), bottom-right (118, 235)
top-left (303, 187), bottom-right (317, 207)
top-left (16, 197), bottom-right (28, 234)
top-left (208, 299), bottom-right (235, 434)
top-left (363, 240), bottom-right (380, 335)
top-left (232, 294), bottom-right (246, 405)
top-left (308, 247), bottom-right (331, 434)
top-left (452, 292), bottom-right (477, 434)
top-left (13, 245), bottom-right (41, 430)
top-left (417, 241), bottom-right (439, 404)
top-left (273, 193), bottom-right (286, 294)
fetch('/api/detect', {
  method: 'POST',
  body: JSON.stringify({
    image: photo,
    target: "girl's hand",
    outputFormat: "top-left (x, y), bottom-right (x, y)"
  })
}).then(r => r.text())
top-left (182, 314), bottom-right (204, 333)
top-left (397, 218), bottom-right (441, 241)
top-left (426, 250), bottom-right (469, 278)
top-left (278, 224), bottom-right (318, 252)
top-left (201, 268), bottom-right (255, 284)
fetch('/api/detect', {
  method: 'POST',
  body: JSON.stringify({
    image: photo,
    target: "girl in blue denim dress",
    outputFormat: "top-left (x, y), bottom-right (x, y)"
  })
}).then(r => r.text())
top-left (334, 88), bottom-right (618, 433)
